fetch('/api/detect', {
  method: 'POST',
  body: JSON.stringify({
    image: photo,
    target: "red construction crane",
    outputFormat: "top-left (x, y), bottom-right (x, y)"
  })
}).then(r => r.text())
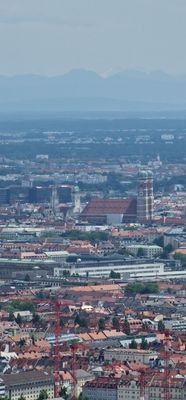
top-left (163, 331), bottom-right (171, 400)
top-left (70, 344), bottom-right (78, 400)
top-left (27, 297), bottom-right (63, 398)
top-left (36, 298), bottom-right (78, 399)
top-left (54, 299), bottom-right (61, 398)
top-left (139, 330), bottom-right (172, 400)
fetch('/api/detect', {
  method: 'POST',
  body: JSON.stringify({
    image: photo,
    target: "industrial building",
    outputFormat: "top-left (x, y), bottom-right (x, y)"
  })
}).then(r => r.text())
top-left (54, 258), bottom-right (165, 279)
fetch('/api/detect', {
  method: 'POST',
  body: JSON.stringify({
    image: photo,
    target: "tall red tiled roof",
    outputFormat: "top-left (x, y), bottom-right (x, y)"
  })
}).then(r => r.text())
top-left (81, 198), bottom-right (137, 216)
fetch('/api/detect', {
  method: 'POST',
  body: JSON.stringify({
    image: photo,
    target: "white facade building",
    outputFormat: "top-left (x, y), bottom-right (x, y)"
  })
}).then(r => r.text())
top-left (104, 348), bottom-right (158, 365)
top-left (54, 260), bottom-right (165, 280)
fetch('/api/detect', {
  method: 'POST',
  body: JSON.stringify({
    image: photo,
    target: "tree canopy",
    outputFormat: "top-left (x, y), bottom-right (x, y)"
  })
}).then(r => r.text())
top-left (125, 282), bottom-right (159, 296)
top-left (109, 270), bottom-right (121, 279)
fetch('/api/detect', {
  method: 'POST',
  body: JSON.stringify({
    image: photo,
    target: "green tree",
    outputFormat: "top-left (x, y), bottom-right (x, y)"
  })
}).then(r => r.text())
top-left (98, 318), bottom-right (105, 331)
top-left (8, 300), bottom-right (35, 313)
top-left (141, 338), bottom-right (149, 350)
top-left (24, 274), bottom-right (30, 282)
top-left (109, 270), bottom-right (121, 279)
top-left (18, 394), bottom-right (26, 400)
top-left (60, 317), bottom-right (65, 328)
top-left (112, 316), bottom-right (120, 331)
top-left (75, 314), bottom-right (88, 328)
top-left (125, 282), bottom-right (144, 296)
top-left (158, 320), bottom-right (165, 333)
top-left (154, 236), bottom-right (164, 248)
top-left (117, 248), bottom-right (130, 256)
top-left (32, 313), bottom-right (41, 325)
top-left (18, 338), bottom-right (26, 348)
top-left (8, 311), bottom-right (15, 321)
top-left (129, 339), bottom-right (138, 349)
top-left (62, 270), bottom-right (70, 277)
top-left (60, 386), bottom-right (69, 400)
top-left (162, 243), bottom-right (173, 258)
top-left (15, 313), bottom-right (22, 325)
top-left (173, 253), bottom-right (186, 267)
top-left (37, 390), bottom-right (48, 400)
top-left (125, 282), bottom-right (159, 296)
top-left (123, 317), bottom-right (130, 335)
top-left (78, 394), bottom-right (89, 400)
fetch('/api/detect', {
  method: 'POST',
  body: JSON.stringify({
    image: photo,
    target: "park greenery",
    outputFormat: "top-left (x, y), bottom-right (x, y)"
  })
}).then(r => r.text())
top-left (174, 252), bottom-right (186, 266)
top-left (125, 282), bottom-right (159, 296)
top-left (4, 300), bottom-right (36, 314)
top-left (61, 230), bottom-right (109, 242)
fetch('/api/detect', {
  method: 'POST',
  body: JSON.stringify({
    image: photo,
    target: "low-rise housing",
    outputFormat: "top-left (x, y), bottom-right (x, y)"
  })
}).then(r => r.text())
top-left (104, 348), bottom-right (158, 365)
top-left (126, 244), bottom-right (163, 258)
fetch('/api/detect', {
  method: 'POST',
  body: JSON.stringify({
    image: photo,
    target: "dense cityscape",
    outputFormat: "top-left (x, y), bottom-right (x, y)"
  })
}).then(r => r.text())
top-left (0, 117), bottom-right (184, 400)
top-left (1, 0), bottom-right (186, 399)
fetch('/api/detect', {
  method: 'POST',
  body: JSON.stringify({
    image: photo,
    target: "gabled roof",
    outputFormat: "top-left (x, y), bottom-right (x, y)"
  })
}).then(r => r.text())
top-left (81, 198), bottom-right (137, 216)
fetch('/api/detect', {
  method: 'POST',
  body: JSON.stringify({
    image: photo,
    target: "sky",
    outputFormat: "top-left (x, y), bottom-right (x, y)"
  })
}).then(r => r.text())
top-left (0, 0), bottom-right (186, 76)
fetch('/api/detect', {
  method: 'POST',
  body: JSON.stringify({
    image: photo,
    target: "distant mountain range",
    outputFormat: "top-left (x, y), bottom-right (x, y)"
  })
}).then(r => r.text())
top-left (1, 69), bottom-right (186, 112)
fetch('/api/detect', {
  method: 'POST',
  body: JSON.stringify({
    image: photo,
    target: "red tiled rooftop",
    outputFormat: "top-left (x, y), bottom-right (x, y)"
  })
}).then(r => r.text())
top-left (89, 331), bottom-right (106, 340)
top-left (81, 198), bottom-right (137, 216)
top-left (79, 333), bottom-right (92, 341)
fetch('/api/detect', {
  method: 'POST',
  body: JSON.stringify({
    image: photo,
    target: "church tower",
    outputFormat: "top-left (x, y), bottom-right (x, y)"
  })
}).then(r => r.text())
top-left (137, 170), bottom-right (154, 223)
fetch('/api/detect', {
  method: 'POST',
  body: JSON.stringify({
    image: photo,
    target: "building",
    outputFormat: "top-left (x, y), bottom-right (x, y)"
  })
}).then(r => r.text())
top-left (164, 318), bottom-right (186, 331)
top-left (0, 258), bottom-right (58, 279)
top-left (29, 186), bottom-right (52, 204)
top-left (147, 375), bottom-right (186, 400)
top-left (9, 186), bottom-right (29, 204)
top-left (126, 244), bottom-right (163, 258)
top-left (45, 251), bottom-right (70, 263)
top-left (120, 333), bottom-right (157, 348)
top-left (83, 378), bottom-right (118, 400)
top-left (0, 188), bottom-right (9, 205)
top-left (104, 348), bottom-right (158, 365)
top-left (137, 170), bottom-right (154, 223)
top-left (57, 185), bottom-right (73, 203)
top-left (80, 171), bottom-right (154, 225)
top-left (83, 375), bottom-right (186, 400)
top-left (74, 369), bottom-right (94, 397)
top-left (2, 371), bottom-right (54, 400)
top-left (54, 259), bottom-right (165, 280)
top-left (80, 198), bottom-right (137, 225)
top-left (117, 379), bottom-right (141, 400)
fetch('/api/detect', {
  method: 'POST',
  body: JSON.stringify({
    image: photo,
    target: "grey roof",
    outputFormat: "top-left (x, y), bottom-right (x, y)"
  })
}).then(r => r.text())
top-left (2, 371), bottom-right (54, 387)
top-left (75, 369), bottom-right (94, 380)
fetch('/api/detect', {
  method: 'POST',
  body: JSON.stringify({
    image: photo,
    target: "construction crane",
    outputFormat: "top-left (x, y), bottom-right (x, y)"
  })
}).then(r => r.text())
top-left (5, 290), bottom-right (83, 400)
top-left (70, 344), bottom-right (78, 400)
top-left (33, 297), bottom-right (78, 399)
top-left (163, 331), bottom-right (171, 400)
top-left (54, 300), bottom-right (61, 398)
top-left (139, 331), bottom-right (172, 400)
top-left (20, 297), bottom-right (63, 398)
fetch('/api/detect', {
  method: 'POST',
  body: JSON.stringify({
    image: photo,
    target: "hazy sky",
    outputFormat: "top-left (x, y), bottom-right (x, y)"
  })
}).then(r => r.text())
top-left (0, 0), bottom-right (186, 76)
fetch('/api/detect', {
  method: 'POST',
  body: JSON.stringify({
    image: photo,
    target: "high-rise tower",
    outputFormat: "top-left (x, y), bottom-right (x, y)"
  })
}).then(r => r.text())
top-left (147, 170), bottom-right (154, 221)
top-left (137, 170), bottom-right (154, 223)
